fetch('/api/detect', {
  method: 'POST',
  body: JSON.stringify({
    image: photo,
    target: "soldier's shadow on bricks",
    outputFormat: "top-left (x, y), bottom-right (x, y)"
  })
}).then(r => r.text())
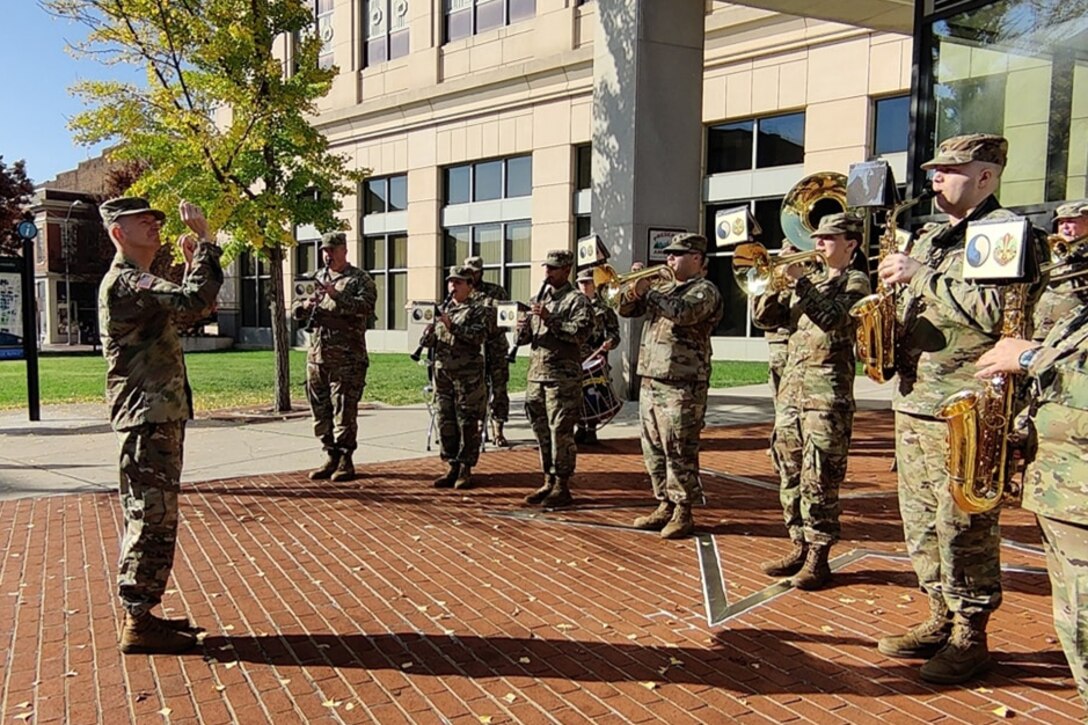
top-left (195, 629), bottom-right (1071, 696)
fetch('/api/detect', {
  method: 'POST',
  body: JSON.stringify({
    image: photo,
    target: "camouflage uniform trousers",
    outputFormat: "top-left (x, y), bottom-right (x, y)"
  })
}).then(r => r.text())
top-left (116, 421), bottom-right (185, 616)
top-left (639, 378), bottom-right (709, 505)
top-left (896, 412), bottom-right (1002, 615)
top-left (767, 343), bottom-right (788, 464)
top-left (770, 405), bottom-right (853, 545)
top-left (486, 335), bottom-right (510, 423)
top-left (435, 366), bottom-right (488, 467)
top-left (524, 379), bottom-right (581, 478)
top-left (1037, 515), bottom-right (1088, 707)
top-left (306, 359), bottom-right (368, 455)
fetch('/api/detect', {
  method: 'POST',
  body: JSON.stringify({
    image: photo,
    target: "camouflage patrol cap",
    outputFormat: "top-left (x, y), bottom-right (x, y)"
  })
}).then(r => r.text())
top-left (1055, 200), bottom-right (1088, 220)
top-left (921, 133), bottom-right (1008, 169)
top-left (446, 264), bottom-right (475, 282)
top-left (576, 267), bottom-right (596, 283)
top-left (812, 212), bottom-right (864, 237)
top-left (464, 255), bottom-right (485, 271)
top-left (660, 233), bottom-right (707, 254)
top-left (320, 232), bottom-right (347, 249)
top-left (99, 197), bottom-right (166, 226)
top-left (542, 249), bottom-right (574, 268)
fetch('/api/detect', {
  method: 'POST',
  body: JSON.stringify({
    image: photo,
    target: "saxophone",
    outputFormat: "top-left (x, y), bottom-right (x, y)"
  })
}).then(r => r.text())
top-left (935, 283), bottom-right (1028, 514)
top-left (849, 185), bottom-right (934, 383)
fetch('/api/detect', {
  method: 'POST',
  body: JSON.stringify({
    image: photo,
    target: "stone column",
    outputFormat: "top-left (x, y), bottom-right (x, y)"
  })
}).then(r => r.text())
top-left (592, 0), bottom-right (706, 399)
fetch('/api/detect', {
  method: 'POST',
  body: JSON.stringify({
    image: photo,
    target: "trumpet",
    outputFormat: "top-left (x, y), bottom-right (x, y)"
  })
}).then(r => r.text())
top-left (1040, 232), bottom-right (1088, 280)
top-left (731, 242), bottom-right (828, 296)
top-left (595, 263), bottom-right (676, 309)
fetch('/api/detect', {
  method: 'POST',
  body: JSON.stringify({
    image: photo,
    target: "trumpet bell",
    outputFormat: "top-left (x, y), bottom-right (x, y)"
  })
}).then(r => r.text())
top-left (596, 263), bottom-right (676, 309)
top-left (780, 172), bottom-right (848, 251)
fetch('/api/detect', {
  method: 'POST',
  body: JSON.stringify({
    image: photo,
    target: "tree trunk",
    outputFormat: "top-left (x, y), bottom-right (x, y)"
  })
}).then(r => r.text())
top-left (268, 245), bottom-right (292, 412)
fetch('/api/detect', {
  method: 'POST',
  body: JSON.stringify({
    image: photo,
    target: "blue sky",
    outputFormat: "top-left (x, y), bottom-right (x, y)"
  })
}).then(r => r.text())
top-left (2, 3), bottom-right (140, 185)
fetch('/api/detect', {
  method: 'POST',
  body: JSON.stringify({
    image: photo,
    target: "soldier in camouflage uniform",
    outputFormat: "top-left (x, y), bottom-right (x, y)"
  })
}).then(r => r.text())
top-left (464, 256), bottom-right (512, 446)
top-left (517, 249), bottom-right (594, 507)
top-left (291, 232), bottom-right (377, 483)
top-left (618, 233), bottom-right (724, 539)
top-left (98, 197), bottom-right (222, 654)
top-left (423, 266), bottom-right (492, 490)
top-left (875, 134), bottom-right (1049, 684)
top-left (975, 303), bottom-right (1088, 710)
top-left (1033, 201), bottom-right (1088, 341)
top-left (752, 213), bottom-right (871, 589)
top-left (574, 267), bottom-right (621, 445)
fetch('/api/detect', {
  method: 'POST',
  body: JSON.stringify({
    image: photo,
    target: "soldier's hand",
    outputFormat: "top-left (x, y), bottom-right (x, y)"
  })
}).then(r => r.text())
top-left (975, 338), bottom-right (1039, 378)
top-left (601, 340), bottom-right (615, 351)
top-left (179, 233), bottom-right (198, 266)
top-left (531, 302), bottom-right (550, 321)
top-left (632, 277), bottom-right (651, 298)
top-left (438, 312), bottom-right (452, 329)
top-left (878, 253), bottom-right (921, 285)
top-left (179, 201), bottom-right (212, 241)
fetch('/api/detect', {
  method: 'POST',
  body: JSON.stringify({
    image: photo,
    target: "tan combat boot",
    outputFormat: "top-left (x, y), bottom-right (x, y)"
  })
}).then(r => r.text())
top-left (330, 453), bottom-right (356, 482)
top-left (525, 475), bottom-right (555, 504)
top-left (919, 612), bottom-right (992, 684)
top-left (434, 462), bottom-right (460, 489)
top-left (660, 503), bottom-right (694, 539)
top-left (542, 477), bottom-right (573, 508)
top-left (150, 613), bottom-right (200, 632)
top-left (120, 612), bottom-right (198, 655)
top-left (632, 501), bottom-right (674, 531)
top-left (760, 540), bottom-right (809, 577)
top-left (790, 543), bottom-right (831, 590)
top-left (877, 593), bottom-right (952, 659)
top-left (491, 420), bottom-right (508, 447)
top-left (454, 465), bottom-right (473, 490)
top-left (308, 451), bottom-right (340, 480)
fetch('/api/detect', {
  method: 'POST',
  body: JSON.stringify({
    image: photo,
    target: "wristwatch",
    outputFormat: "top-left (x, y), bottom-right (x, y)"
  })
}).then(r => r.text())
top-left (1018, 346), bottom-right (1041, 372)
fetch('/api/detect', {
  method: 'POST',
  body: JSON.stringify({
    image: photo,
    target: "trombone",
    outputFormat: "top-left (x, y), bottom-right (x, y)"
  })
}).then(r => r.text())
top-left (732, 242), bottom-right (828, 296)
top-left (1040, 232), bottom-right (1088, 282)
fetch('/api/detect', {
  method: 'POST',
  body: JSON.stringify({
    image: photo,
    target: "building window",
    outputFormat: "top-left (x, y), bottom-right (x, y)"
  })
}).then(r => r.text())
top-left (365, 0), bottom-right (410, 66)
top-left (241, 251), bottom-right (272, 328)
top-left (575, 144), bottom-right (591, 191)
top-left (315, 0), bottom-right (335, 69)
top-left (364, 233), bottom-right (408, 329)
top-left (703, 197), bottom-right (786, 338)
top-left (444, 156), bottom-right (532, 205)
top-left (920, 0), bottom-right (1088, 205)
top-left (295, 237), bottom-right (321, 277)
top-left (442, 221), bottom-right (532, 301)
top-left (873, 95), bottom-right (910, 156)
top-left (364, 174), bottom-right (408, 214)
top-left (707, 112), bottom-right (805, 174)
top-left (444, 0), bottom-right (536, 43)
top-left (575, 216), bottom-right (591, 241)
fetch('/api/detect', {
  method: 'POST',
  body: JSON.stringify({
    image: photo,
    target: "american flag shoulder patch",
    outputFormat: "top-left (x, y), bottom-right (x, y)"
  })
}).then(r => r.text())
top-left (137, 274), bottom-right (156, 290)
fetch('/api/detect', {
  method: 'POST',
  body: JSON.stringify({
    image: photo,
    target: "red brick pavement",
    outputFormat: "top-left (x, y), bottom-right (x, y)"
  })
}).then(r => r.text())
top-left (0, 410), bottom-right (1081, 724)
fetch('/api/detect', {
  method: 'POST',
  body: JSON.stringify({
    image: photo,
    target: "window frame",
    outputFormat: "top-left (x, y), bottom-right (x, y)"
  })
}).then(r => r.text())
top-left (441, 220), bottom-right (532, 300)
top-left (706, 111), bottom-right (806, 175)
top-left (363, 0), bottom-right (411, 68)
top-left (443, 155), bottom-right (533, 205)
top-left (443, 0), bottom-right (537, 44)
top-left (364, 231), bottom-right (409, 330)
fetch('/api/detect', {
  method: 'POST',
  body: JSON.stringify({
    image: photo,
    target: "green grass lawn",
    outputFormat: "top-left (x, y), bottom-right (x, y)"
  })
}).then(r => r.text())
top-left (0, 350), bottom-right (769, 412)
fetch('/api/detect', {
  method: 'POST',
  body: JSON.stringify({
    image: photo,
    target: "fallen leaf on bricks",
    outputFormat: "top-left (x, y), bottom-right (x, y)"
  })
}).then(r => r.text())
top-left (657, 667), bottom-right (669, 676)
top-left (527, 595), bottom-right (537, 602)
top-left (478, 716), bottom-right (493, 724)
top-left (502, 693), bottom-right (517, 704)
top-left (135, 693), bottom-right (150, 703)
top-left (400, 662), bottom-right (414, 670)
top-left (601, 623), bottom-right (611, 629)
top-left (556, 623), bottom-right (575, 631)
top-left (974, 686), bottom-right (993, 694)
top-left (345, 703), bottom-right (355, 711)
top-left (899, 594), bottom-right (913, 602)
top-left (640, 682), bottom-right (657, 690)
top-left (63, 671), bottom-right (78, 678)
top-left (838, 597), bottom-right (857, 604)
top-left (626, 634), bottom-right (639, 640)
top-left (14, 714), bottom-right (32, 722)
top-left (511, 607), bottom-right (521, 617)
top-left (518, 657), bottom-right (531, 664)
top-left (159, 707), bottom-right (172, 717)
top-left (222, 625), bottom-right (235, 632)
top-left (411, 536), bottom-right (422, 542)
top-left (15, 702), bottom-right (31, 709)
top-left (278, 679), bottom-right (291, 686)
top-left (616, 566), bottom-right (627, 572)
top-left (669, 657), bottom-right (683, 666)
top-left (416, 605), bottom-right (429, 613)
top-left (991, 705), bottom-right (1013, 718)
top-left (820, 626), bottom-right (834, 633)
top-left (322, 699), bottom-right (342, 709)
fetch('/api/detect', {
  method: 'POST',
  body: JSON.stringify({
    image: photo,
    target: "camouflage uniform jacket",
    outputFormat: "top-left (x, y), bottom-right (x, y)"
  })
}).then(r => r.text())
top-left (1032, 267), bottom-right (1088, 341)
top-left (98, 243), bottom-right (223, 432)
top-left (476, 279), bottom-right (510, 355)
top-left (1022, 305), bottom-right (1088, 525)
top-left (515, 282), bottom-right (594, 382)
top-left (581, 296), bottom-right (621, 361)
top-left (420, 292), bottom-right (490, 374)
top-left (753, 270), bottom-right (871, 411)
top-left (477, 279), bottom-right (509, 304)
top-left (619, 276), bottom-right (723, 382)
top-left (291, 264), bottom-right (377, 367)
top-left (894, 195), bottom-right (1048, 417)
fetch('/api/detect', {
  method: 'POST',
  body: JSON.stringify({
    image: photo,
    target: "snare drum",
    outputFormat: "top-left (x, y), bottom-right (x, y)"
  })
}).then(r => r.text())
top-left (580, 356), bottom-right (622, 427)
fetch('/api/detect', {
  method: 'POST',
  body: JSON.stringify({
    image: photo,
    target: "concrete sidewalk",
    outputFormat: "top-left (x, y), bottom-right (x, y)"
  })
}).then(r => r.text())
top-left (0, 378), bottom-right (893, 501)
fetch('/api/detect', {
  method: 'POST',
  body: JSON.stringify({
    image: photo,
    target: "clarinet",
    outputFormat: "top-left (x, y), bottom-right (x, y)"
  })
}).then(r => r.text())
top-left (507, 278), bottom-right (550, 364)
top-left (410, 292), bottom-right (454, 362)
top-left (303, 263), bottom-right (328, 332)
